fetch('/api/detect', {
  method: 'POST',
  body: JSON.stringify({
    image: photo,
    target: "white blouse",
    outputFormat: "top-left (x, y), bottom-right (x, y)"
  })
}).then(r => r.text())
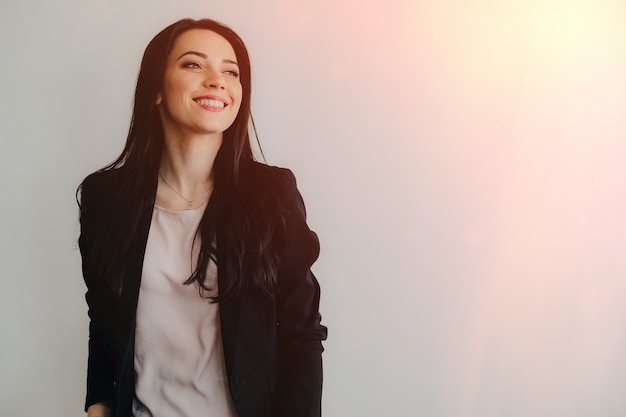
top-left (132, 204), bottom-right (239, 417)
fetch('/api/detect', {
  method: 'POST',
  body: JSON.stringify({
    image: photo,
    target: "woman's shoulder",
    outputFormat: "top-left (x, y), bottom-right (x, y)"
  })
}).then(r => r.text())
top-left (82, 167), bottom-right (125, 189)
top-left (250, 161), bottom-right (292, 179)
top-left (243, 162), bottom-right (308, 218)
top-left (248, 161), bottom-right (298, 191)
top-left (249, 162), bottom-right (310, 217)
top-left (79, 168), bottom-right (126, 208)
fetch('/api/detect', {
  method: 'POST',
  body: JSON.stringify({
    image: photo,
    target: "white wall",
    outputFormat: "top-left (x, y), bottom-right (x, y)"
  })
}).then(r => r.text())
top-left (1, 0), bottom-right (626, 416)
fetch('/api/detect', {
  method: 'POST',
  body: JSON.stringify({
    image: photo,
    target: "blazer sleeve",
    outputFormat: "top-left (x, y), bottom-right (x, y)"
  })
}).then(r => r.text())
top-left (273, 170), bottom-right (328, 417)
top-left (78, 176), bottom-right (115, 411)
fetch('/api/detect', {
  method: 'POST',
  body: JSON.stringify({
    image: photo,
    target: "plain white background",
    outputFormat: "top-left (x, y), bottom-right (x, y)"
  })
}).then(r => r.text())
top-left (1, 0), bottom-right (626, 416)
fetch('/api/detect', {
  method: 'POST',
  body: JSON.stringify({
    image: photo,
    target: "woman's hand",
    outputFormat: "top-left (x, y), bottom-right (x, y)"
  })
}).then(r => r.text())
top-left (86, 402), bottom-right (111, 417)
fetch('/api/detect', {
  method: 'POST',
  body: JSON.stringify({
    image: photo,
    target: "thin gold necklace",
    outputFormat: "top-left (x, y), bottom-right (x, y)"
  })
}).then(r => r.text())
top-left (158, 172), bottom-right (211, 210)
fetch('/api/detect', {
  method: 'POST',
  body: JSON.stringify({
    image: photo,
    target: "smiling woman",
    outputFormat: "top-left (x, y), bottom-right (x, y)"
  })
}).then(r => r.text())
top-left (156, 30), bottom-right (243, 147)
top-left (77, 18), bottom-right (326, 417)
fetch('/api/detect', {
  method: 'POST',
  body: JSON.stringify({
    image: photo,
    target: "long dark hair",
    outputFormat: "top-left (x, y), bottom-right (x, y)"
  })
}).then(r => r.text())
top-left (79, 18), bottom-right (281, 301)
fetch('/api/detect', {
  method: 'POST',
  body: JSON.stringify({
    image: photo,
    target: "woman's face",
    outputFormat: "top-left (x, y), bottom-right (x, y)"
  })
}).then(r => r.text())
top-left (157, 29), bottom-right (243, 139)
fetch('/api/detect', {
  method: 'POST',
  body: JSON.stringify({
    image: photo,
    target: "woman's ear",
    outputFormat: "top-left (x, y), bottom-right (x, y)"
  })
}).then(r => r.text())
top-left (156, 92), bottom-right (162, 105)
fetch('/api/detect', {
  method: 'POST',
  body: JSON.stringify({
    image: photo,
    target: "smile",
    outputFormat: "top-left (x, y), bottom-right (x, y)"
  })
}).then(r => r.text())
top-left (194, 98), bottom-right (227, 109)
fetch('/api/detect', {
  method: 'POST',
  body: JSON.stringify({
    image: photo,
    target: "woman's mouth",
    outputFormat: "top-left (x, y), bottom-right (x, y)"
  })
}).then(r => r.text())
top-left (193, 96), bottom-right (228, 111)
top-left (194, 98), bottom-right (227, 109)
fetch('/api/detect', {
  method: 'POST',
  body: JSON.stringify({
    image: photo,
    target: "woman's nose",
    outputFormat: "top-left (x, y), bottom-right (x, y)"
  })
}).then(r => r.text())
top-left (203, 69), bottom-right (226, 89)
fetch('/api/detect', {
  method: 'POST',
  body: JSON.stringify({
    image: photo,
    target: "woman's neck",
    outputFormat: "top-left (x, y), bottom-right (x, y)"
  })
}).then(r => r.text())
top-left (156, 132), bottom-right (222, 210)
top-left (160, 133), bottom-right (221, 188)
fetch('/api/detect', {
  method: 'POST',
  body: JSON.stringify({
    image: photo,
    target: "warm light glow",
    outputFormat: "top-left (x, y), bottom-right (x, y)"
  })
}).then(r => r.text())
top-left (399, 1), bottom-right (626, 415)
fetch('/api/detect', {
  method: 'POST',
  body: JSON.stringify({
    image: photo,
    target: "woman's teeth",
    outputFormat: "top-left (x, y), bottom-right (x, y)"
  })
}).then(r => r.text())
top-left (196, 98), bottom-right (225, 108)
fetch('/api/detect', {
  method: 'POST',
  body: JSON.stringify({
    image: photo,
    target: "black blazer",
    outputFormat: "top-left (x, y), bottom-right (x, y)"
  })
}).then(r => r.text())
top-left (79, 163), bottom-right (327, 417)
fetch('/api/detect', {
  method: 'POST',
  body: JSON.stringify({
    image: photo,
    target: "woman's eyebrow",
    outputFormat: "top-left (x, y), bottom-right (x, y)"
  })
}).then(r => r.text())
top-left (177, 51), bottom-right (208, 60)
top-left (223, 59), bottom-right (239, 67)
top-left (177, 51), bottom-right (239, 66)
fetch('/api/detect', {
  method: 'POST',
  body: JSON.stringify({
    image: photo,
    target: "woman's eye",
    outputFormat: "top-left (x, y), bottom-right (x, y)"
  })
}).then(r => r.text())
top-left (225, 69), bottom-right (239, 77)
top-left (182, 62), bottom-right (201, 69)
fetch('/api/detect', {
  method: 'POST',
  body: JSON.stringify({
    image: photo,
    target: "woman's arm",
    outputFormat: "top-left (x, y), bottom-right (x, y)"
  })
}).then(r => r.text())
top-left (273, 170), bottom-right (328, 417)
top-left (79, 176), bottom-right (116, 411)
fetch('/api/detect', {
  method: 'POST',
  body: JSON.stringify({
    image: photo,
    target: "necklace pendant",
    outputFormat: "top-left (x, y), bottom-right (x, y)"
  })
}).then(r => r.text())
top-left (187, 201), bottom-right (193, 210)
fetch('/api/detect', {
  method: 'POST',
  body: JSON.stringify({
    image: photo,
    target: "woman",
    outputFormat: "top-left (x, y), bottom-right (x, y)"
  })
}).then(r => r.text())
top-left (78, 18), bottom-right (326, 417)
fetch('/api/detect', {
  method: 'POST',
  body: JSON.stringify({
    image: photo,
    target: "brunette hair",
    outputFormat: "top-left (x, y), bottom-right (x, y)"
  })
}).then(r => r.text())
top-left (79, 18), bottom-right (280, 300)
